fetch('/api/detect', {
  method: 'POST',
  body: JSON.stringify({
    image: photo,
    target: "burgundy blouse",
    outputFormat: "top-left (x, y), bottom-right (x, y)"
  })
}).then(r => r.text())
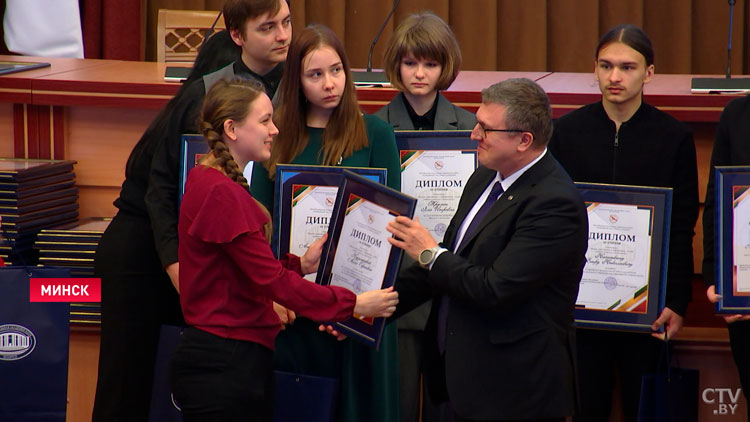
top-left (178, 166), bottom-right (356, 349)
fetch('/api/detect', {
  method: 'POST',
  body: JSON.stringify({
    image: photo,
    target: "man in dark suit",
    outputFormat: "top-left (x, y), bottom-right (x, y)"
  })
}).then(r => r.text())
top-left (387, 78), bottom-right (589, 422)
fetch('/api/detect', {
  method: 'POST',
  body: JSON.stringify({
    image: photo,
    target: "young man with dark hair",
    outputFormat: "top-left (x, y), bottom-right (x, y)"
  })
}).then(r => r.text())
top-left (548, 24), bottom-right (699, 421)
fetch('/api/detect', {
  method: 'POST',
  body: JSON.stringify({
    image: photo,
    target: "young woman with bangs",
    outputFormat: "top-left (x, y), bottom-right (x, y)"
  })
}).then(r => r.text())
top-left (375, 11), bottom-right (475, 131)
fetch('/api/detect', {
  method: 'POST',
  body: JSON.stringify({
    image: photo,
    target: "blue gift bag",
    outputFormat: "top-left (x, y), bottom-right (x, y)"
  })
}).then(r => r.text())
top-left (148, 324), bottom-right (184, 422)
top-left (0, 266), bottom-right (70, 422)
top-left (274, 371), bottom-right (339, 422)
top-left (638, 338), bottom-right (699, 422)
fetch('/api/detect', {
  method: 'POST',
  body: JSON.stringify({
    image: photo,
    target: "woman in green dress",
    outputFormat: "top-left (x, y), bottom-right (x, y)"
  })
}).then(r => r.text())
top-left (251, 24), bottom-right (400, 422)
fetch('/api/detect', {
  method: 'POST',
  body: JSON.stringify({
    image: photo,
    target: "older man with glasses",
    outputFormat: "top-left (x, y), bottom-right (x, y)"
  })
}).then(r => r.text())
top-left (386, 78), bottom-right (589, 422)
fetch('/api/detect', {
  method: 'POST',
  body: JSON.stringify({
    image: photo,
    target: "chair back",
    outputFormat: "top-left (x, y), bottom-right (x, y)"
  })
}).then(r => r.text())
top-left (156, 9), bottom-right (225, 63)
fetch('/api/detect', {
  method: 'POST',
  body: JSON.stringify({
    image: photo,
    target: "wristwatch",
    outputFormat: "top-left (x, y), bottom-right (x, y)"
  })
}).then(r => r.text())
top-left (418, 247), bottom-right (440, 268)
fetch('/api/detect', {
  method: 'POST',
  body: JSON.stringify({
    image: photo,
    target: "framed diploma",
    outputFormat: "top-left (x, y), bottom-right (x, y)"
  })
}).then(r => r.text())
top-left (316, 170), bottom-right (416, 349)
top-left (273, 165), bottom-right (387, 271)
top-left (715, 166), bottom-right (750, 313)
top-left (180, 135), bottom-right (256, 199)
top-left (179, 134), bottom-right (207, 199)
top-left (574, 183), bottom-right (672, 332)
top-left (396, 131), bottom-right (476, 243)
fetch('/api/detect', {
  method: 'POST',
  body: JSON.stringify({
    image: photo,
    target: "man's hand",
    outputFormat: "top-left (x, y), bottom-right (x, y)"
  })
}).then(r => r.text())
top-left (301, 233), bottom-right (328, 275)
top-left (165, 262), bottom-right (179, 294)
top-left (651, 307), bottom-right (683, 340)
top-left (706, 285), bottom-right (750, 323)
top-left (273, 302), bottom-right (296, 329)
top-left (386, 216), bottom-right (438, 261)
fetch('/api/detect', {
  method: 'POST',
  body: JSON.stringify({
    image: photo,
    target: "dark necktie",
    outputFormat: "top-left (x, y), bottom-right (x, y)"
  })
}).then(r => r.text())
top-left (437, 181), bottom-right (504, 354)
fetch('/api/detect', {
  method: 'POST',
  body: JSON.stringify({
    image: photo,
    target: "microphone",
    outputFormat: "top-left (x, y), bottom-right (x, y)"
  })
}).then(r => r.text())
top-left (725, 0), bottom-right (735, 78)
top-left (690, 0), bottom-right (750, 93)
top-left (203, 10), bottom-right (224, 47)
top-left (353, 0), bottom-right (400, 86)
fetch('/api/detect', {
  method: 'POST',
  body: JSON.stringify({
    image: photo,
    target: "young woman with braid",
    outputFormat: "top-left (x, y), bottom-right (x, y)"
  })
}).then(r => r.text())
top-left (250, 24), bottom-right (402, 422)
top-left (169, 78), bottom-right (398, 422)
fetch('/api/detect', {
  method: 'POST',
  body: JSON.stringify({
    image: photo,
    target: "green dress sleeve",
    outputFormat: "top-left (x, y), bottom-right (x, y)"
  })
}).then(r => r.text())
top-left (250, 161), bottom-right (274, 211)
top-left (364, 114), bottom-right (401, 191)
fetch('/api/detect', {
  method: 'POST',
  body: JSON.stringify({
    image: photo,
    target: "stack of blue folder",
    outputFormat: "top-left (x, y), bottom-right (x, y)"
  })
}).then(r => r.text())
top-left (0, 158), bottom-right (78, 265)
top-left (35, 217), bottom-right (111, 325)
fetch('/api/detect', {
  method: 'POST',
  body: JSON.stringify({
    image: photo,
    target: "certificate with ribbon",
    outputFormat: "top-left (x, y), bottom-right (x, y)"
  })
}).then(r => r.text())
top-left (574, 183), bottom-right (672, 331)
top-left (396, 131), bottom-right (476, 243)
top-left (273, 165), bottom-right (386, 283)
top-left (714, 166), bottom-right (750, 313)
top-left (317, 170), bottom-right (416, 349)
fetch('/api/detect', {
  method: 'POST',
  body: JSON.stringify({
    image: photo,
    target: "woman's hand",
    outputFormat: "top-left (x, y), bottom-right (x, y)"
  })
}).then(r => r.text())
top-left (165, 262), bottom-right (179, 294)
top-left (300, 233), bottom-right (328, 275)
top-left (273, 302), bottom-right (296, 329)
top-left (353, 286), bottom-right (399, 318)
top-left (706, 286), bottom-right (750, 323)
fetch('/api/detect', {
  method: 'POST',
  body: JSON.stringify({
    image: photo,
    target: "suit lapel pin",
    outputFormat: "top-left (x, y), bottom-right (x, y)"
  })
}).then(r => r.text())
top-left (507, 195), bottom-right (514, 200)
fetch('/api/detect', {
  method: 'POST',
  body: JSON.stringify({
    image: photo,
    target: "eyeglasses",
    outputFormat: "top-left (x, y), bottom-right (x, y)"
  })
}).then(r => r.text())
top-left (474, 123), bottom-right (524, 139)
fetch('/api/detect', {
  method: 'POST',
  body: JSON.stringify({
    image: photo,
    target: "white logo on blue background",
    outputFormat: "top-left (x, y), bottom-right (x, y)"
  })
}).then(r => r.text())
top-left (0, 324), bottom-right (36, 361)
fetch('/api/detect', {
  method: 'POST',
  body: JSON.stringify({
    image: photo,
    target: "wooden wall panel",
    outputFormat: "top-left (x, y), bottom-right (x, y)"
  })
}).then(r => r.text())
top-left (547, 0), bottom-right (599, 72)
top-left (692, 0), bottom-right (745, 75)
top-left (644, 1), bottom-right (693, 74)
top-left (394, 0), bottom-right (449, 22)
top-left (599, 0), bottom-right (643, 34)
top-left (141, 0), bottom-right (750, 74)
top-left (0, 103), bottom-right (13, 158)
top-left (450, 0), bottom-right (497, 71)
top-left (77, 186), bottom-right (121, 220)
top-left (303, 0), bottom-right (345, 40)
top-left (690, 122), bottom-right (717, 273)
top-left (65, 106), bottom-right (157, 219)
top-left (289, 0), bottom-right (305, 36)
top-left (345, 1), bottom-right (394, 70)
top-left (497, 0), bottom-right (547, 71)
top-left (65, 107), bottom-right (153, 187)
top-left (66, 330), bottom-right (101, 422)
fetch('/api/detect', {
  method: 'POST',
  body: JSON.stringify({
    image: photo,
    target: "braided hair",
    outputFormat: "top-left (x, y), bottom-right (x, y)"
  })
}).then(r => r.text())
top-left (198, 78), bottom-right (273, 242)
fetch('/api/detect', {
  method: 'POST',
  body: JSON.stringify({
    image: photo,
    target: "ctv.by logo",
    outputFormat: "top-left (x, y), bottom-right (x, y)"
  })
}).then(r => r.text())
top-left (702, 388), bottom-right (743, 416)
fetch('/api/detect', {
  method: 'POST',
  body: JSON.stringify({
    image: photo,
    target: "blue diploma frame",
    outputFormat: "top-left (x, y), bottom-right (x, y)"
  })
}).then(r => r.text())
top-left (316, 170), bottom-right (416, 349)
top-left (274, 164), bottom-right (387, 259)
top-left (715, 166), bottom-right (750, 313)
top-left (574, 183), bottom-right (672, 332)
top-left (179, 134), bottom-right (207, 200)
top-left (394, 130), bottom-right (475, 151)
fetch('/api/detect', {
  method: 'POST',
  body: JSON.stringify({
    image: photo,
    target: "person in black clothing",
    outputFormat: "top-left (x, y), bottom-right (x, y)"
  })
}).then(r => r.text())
top-left (92, 1), bottom-right (291, 420)
top-left (703, 95), bottom-right (750, 421)
top-left (549, 24), bottom-right (699, 422)
top-left (146, 0), bottom-right (291, 289)
top-left (92, 29), bottom-right (240, 422)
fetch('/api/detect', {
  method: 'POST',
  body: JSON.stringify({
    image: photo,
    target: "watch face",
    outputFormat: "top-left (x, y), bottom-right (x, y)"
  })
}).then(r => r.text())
top-left (419, 249), bottom-right (433, 265)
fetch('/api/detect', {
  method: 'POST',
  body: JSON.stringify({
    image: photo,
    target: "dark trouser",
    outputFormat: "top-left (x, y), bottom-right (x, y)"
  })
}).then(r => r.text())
top-left (400, 328), bottom-right (444, 422)
top-left (445, 399), bottom-right (565, 422)
top-left (92, 214), bottom-right (184, 422)
top-left (452, 417), bottom-right (564, 422)
top-left (574, 329), bottom-right (662, 422)
top-left (169, 327), bottom-right (275, 422)
top-left (729, 320), bottom-right (750, 421)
